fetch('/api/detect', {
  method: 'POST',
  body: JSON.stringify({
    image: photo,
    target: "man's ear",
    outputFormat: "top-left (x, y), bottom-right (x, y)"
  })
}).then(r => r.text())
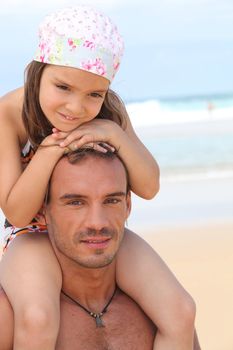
top-left (126, 191), bottom-right (131, 219)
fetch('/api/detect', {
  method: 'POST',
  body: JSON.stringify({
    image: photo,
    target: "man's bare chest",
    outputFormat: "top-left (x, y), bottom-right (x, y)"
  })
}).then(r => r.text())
top-left (56, 295), bottom-right (156, 349)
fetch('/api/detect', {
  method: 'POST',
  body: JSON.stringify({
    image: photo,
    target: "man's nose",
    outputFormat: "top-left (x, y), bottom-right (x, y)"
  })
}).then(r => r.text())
top-left (85, 205), bottom-right (109, 231)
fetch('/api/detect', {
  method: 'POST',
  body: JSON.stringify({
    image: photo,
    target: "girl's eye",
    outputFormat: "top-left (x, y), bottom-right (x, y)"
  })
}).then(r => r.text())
top-left (56, 84), bottom-right (70, 91)
top-left (90, 92), bottom-right (104, 98)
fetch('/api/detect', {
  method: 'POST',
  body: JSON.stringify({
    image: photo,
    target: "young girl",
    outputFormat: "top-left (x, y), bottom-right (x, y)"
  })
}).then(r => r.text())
top-left (0, 6), bottom-right (195, 350)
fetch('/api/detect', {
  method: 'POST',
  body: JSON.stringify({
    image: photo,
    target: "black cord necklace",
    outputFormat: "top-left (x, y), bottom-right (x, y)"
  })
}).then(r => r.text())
top-left (61, 287), bottom-right (117, 328)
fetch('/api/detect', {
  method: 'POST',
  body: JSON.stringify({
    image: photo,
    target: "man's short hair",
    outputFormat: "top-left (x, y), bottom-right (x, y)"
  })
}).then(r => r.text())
top-left (45, 147), bottom-right (130, 204)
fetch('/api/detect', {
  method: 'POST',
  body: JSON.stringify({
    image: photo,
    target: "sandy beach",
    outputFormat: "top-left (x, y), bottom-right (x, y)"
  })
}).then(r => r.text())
top-left (139, 222), bottom-right (233, 350)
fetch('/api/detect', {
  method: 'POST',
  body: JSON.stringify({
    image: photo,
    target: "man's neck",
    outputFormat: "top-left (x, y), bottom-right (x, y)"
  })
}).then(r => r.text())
top-left (61, 257), bottom-right (116, 313)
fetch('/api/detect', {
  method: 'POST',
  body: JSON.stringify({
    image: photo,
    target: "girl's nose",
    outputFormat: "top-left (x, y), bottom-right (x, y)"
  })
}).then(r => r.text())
top-left (66, 96), bottom-right (85, 115)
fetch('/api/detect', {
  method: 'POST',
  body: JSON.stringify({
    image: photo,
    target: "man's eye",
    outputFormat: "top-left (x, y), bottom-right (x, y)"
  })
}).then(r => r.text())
top-left (105, 198), bottom-right (121, 204)
top-left (68, 200), bottom-right (83, 206)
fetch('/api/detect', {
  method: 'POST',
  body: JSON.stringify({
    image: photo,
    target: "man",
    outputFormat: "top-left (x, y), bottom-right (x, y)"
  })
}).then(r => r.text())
top-left (0, 149), bottom-right (200, 349)
top-left (0, 149), bottom-right (156, 349)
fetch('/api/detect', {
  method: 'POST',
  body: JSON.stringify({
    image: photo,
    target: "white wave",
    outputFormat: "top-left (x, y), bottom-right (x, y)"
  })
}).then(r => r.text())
top-left (161, 168), bottom-right (233, 183)
top-left (126, 99), bottom-right (233, 128)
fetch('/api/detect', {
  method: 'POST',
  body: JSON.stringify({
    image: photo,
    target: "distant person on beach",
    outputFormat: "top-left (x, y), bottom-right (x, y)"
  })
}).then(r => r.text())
top-left (0, 149), bottom-right (201, 350)
top-left (207, 101), bottom-right (215, 114)
top-left (0, 5), bottom-right (196, 350)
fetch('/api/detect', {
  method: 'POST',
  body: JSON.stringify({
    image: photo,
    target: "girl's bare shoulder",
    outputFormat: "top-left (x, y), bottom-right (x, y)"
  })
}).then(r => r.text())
top-left (0, 87), bottom-right (26, 141)
top-left (0, 86), bottom-right (24, 115)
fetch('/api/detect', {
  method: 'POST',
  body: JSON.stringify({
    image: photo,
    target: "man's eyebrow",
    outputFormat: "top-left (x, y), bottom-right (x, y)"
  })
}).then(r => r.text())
top-left (59, 192), bottom-right (126, 200)
top-left (59, 194), bottom-right (86, 200)
top-left (105, 192), bottom-right (126, 197)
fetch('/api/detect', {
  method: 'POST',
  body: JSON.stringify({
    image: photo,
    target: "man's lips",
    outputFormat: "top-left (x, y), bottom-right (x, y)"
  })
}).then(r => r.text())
top-left (80, 237), bottom-right (111, 249)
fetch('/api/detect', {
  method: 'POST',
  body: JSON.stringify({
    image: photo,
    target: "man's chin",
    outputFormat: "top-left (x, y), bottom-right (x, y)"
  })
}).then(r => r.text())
top-left (73, 254), bottom-right (116, 269)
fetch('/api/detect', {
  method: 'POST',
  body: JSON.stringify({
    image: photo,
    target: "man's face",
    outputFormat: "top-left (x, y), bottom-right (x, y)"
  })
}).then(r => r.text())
top-left (45, 156), bottom-right (131, 268)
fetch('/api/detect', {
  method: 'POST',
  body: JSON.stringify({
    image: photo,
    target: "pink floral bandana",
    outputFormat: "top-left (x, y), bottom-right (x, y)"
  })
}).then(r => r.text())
top-left (34, 6), bottom-right (124, 82)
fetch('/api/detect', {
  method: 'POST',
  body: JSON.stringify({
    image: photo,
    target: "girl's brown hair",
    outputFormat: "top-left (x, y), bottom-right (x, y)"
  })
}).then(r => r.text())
top-left (22, 61), bottom-right (127, 149)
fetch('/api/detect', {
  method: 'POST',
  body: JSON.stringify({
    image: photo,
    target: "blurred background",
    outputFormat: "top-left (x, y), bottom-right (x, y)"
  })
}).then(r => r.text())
top-left (1, 1), bottom-right (233, 349)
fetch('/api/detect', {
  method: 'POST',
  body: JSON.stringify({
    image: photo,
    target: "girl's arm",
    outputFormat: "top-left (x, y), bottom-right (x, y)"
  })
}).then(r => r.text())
top-left (55, 115), bottom-right (160, 199)
top-left (113, 112), bottom-right (160, 199)
top-left (117, 230), bottom-right (196, 350)
top-left (0, 104), bottom-right (65, 227)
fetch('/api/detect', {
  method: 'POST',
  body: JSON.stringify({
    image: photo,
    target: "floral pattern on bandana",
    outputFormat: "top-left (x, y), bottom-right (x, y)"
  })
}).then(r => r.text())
top-left (33, 6), bottom-right (124, 82)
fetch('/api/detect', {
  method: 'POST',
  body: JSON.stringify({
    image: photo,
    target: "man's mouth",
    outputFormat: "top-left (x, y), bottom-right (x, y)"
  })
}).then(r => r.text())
top-left (81, 237), bottom-right (111, 249)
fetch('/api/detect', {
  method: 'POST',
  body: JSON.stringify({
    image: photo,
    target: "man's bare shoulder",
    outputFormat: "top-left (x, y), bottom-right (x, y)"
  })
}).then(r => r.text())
top-left (58, 288), bottom-right (156, 350)
top-left (0, 286), bottom-right (13, 350)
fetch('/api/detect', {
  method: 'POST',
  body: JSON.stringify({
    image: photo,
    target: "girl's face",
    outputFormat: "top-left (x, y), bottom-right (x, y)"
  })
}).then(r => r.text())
top-left (39, 65), bottom-right (110, 132)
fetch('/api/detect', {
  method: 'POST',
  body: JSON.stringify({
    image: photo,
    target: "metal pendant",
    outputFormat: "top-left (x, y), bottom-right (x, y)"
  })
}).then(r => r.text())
top-left (95, 314), bottom-right (105, 328)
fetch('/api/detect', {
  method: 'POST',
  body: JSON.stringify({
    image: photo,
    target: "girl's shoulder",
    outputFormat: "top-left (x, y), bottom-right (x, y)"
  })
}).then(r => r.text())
top-left (0, 86), bottom-right (24, 117)
top-left (0, 87), bottom-right (26, 143)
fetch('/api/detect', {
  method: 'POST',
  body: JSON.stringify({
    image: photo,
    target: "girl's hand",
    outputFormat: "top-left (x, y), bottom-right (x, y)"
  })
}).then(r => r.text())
top-left (52, 120), bottom-right (119, 152)
top-left (51, 128), bottom-right (114, 153)
top-left (39, 132), bottom-right (69, 154)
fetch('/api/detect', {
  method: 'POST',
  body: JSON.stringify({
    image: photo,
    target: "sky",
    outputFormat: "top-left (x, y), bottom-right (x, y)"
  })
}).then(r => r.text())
top-left (1, 0), bottom-right (233, 101)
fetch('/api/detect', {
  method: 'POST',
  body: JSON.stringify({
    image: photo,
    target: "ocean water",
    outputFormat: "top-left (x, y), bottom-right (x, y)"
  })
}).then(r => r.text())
top-left (127, 94), bottom-right (233, 182)
top-left (125, 94), bottom-right (233, 230)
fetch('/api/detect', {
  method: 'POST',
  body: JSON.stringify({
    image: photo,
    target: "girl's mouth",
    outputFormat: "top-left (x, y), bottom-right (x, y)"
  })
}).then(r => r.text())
top-left (58, 112), bottom-right (78, 121)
